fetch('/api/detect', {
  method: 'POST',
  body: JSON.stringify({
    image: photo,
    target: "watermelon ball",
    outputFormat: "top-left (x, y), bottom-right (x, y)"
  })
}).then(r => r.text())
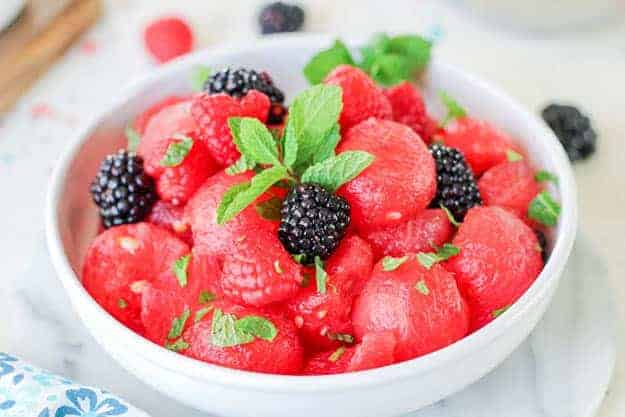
top-left (144, 17), bottom-right (194, 63)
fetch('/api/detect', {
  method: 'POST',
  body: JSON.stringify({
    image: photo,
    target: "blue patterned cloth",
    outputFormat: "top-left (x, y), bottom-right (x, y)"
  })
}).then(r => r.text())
top-left (0, 353), bottom-right (150, 417)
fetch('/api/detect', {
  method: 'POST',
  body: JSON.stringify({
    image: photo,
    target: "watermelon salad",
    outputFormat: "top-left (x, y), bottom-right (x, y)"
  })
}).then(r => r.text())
top-left (84, 34), bottom-right (561, 375)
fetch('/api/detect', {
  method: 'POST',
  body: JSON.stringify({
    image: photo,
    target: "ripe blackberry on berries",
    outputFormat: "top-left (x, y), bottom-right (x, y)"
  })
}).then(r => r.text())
top-left (542, 103), bottom-right (597, 162)
top-left (204, 67), bottom-right (286, 123)
top-left (90, 150), bottom-right (157, 229)
top-left (258, 2), bottom-right (305, 34)
top-left (429, 143), bottom-right (482, 220)
top-left (279, 184), bottom-right (350, 264)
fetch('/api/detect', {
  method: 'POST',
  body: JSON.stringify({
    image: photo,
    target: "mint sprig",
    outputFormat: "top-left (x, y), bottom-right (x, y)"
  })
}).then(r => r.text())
top-left (301, 151), bottom-right (374, 193)
top-left (528, 191), bottom-right (561, 226)
top-left (305, 33), bottom-right (432, 86)
top-left (314, 256), bottom-right (328, 294)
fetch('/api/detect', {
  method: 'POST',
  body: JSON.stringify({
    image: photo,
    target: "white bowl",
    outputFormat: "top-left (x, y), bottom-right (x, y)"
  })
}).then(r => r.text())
top-left (45, 34), bottom-right (577, 417)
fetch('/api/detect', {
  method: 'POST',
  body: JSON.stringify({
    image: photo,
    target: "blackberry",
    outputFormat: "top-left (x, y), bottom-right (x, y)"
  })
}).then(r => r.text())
top-left (542, 103), bottom-right (597, 162)
top-left (429, 144), bottom-right (482, 220)
top-left (90, 150), bottom-right (157, 229)
top-left (534, 229), bottom-right (548, 263)
top-left (278, 184), bottom-right (350, 263)
top-left (204, 67), bottom-right (286, 123)
top-left (258, 2), bottom-right (305, 35)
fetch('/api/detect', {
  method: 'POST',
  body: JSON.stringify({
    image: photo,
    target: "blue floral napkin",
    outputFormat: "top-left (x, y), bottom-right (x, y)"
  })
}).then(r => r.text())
top-left (0, 353), bottom-right (150, 417)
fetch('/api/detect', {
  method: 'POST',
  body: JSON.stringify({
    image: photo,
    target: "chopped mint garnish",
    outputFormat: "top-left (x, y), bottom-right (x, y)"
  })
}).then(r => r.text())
top-left (329, 346), bottom-right (347, 362)
top-left (194, 306), bottom-right (214, 323)
top-left (172, 254), bottom-right (191, 288)
top-left (160, 135), bottom-right (193, 167)
top-left (441, 205), bottom-right (461, 227)
top-left (381, 255), bottom-right (409, 272)
top-left (328, 333), bottom-right (355, 344)
top-left (492, 306), bottom-right (509, 318)
top-left (417, 243), bottom-right (460, 269)
top-left (117, 298), bottom-right (128, 309)
top-left (255, 197), bottom-right (283, 221)
top-left (535, 170), bottom-right (559, 184)
top-left (125, 124), bottom-right (141, 153)
top-left (191, 66), bottom-right (211, 92)
top-left (165, 338), bottom-right (190, 352)
top-left (314, 256), bottom-right (328, 294)
top-left (198, 290), bottom-right (216, 305)
top-left (528, 191), bottom-right (561, 227)
top-left (440, 91), bottom-right (467, 126)
top-left (211, 309), bottom-right (278, 347)
top-left (415, 280), bottom-right (430, 295)
top-left (303, 40), bottom-right (355, 84)
top-left (167, 309), bottom-right (190, 340)
top-left (292, 254), bottom-right (306, 264)
top-left (506, 149), bottom-right (524, 162)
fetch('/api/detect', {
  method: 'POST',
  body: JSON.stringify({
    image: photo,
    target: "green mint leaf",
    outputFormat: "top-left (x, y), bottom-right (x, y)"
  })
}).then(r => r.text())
top-left (382, 255), bottom-right (409, 272)
top-left (165, 338), bottom-right (190, 352)
top-left (360, 33), bottom-right (392, 73)
top-left (535, 170), bottom-right (559, 184)
top-left (386, 34), bottom-right (432, 76)
top-left (506, 149), bottom-right (524, 162)
top-left (172, 254), bottom-right (191, 288)
top-left (288, 85), bottom-right (343, 173)
top-left (327, 332), bottom-right (355, 344)
top-left (167, 309), bottom-right (190, 340)
top-left (417, 243), bottom-right (460, 269)
top-left (440, 91), bottom-right (467, 126)
top-left (282, 124), bottom-right (298, 169)
top-left (528, 191), bottom-right (561, 227)
top-left (194, 305), bottom-right (214, 323)
top-left (292, 254), bottom-right (306, 264)
top-left (492, 306), bottom-right (509, 318)
top-left (255, 196), bottom-right (283, 221)
top-left (160, 136), bottom-right (193, 167)
top-left (198, 290), bottom-right (216, 305)
top-left (228, 117), bottom-right (243, 145)
top-left (315, 256), bottom-right (328, 294)
top-left (303, 40), bottom-right (355, 84)
top-left (329, 346), bottom-right (346, 362)
top-left (301, 151), bottom-right (374, 193)
top-left (312, 123), bottom-right (341, 164)
top-left (368, 53), bottom-right (412, 86)
top-left (191, 66), bottom-right (211, 91)
top-left (211, 308), bottom-right (255, 347)
top-left (217, 165), bottom-right (289, 224)
top-left (226, 155), bottom-right (256, 175)
top-left (216, 182), bottom-right (251, 224)
top-left (234, 316), bottom-right (278, 342)
top-left (415, 280), bottom-right (430, 295)
top-left (441, 205), bottom-right (461, 227)
top-left (125, 124), bottom-right (141, 152)
top-left (117, 298), bottom-right (128, 309)
top-left (235, 118), bottom-right (281, 167)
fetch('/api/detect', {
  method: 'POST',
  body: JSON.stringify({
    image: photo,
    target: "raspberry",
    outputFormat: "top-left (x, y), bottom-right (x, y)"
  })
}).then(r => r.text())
top-left (144, 17), bottom-right (194, 63)
top-left (82, 223), bottom-right (190, 334)
top-left (221, 226), bottom-right (304, 307)
top-left (284, 236), bottom-right (374, 351)
top-left (90, 150), bottom-right (157, 229)
top-left (384, 81), bottom-right (438, 141)
top-left (182, 301), bottom-right (304, 374)
top-left (184, 171), bottom-right (278, 258)
top-left (278, 184), bottom-right (350, 263)
top-left (363, 209), bottom-right (453, 259)
top-left (191, 91), bottom-right (271, 166)
top-left (478, 161), bottom-right (541, 222)
top-left (303, 332), bottom-right (396, 375)
top-left (324, 65), bottom-right (392, 132)
top-left (155, 133), bottom-right (219, 205)
top-left (258, 2), bottom-right (305, 34)
top-left (337, 118), bottom-right (436, 232)
top-left (147, 200), bottom-right (193, 244)
top-left (442, 117), bottom-right (522, 175)
top-left (446, 206), bottom-right (543, 331)
top-left (352, 257), bottom-right (469, 361)
top-left (542, 104), bottom-right (597, 162)
top-left (429, 143), bottom-right (482, 221)
top-left (134, 96), bottom-right (188, 135)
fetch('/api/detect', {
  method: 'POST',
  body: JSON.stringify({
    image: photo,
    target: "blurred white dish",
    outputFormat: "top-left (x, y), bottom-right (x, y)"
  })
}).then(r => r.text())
top-left (45, 34), bottom-right (577, 417)
top-left (0, 0), bottom-right (24, 31)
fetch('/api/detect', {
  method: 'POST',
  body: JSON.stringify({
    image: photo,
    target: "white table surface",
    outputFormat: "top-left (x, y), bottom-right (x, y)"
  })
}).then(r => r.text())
top-left (0, 0), bottom-right (624, 416)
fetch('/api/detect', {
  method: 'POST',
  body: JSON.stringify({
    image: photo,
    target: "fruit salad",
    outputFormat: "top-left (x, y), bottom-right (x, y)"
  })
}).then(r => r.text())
top-left (83, 34), bottom-right (562, 375)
